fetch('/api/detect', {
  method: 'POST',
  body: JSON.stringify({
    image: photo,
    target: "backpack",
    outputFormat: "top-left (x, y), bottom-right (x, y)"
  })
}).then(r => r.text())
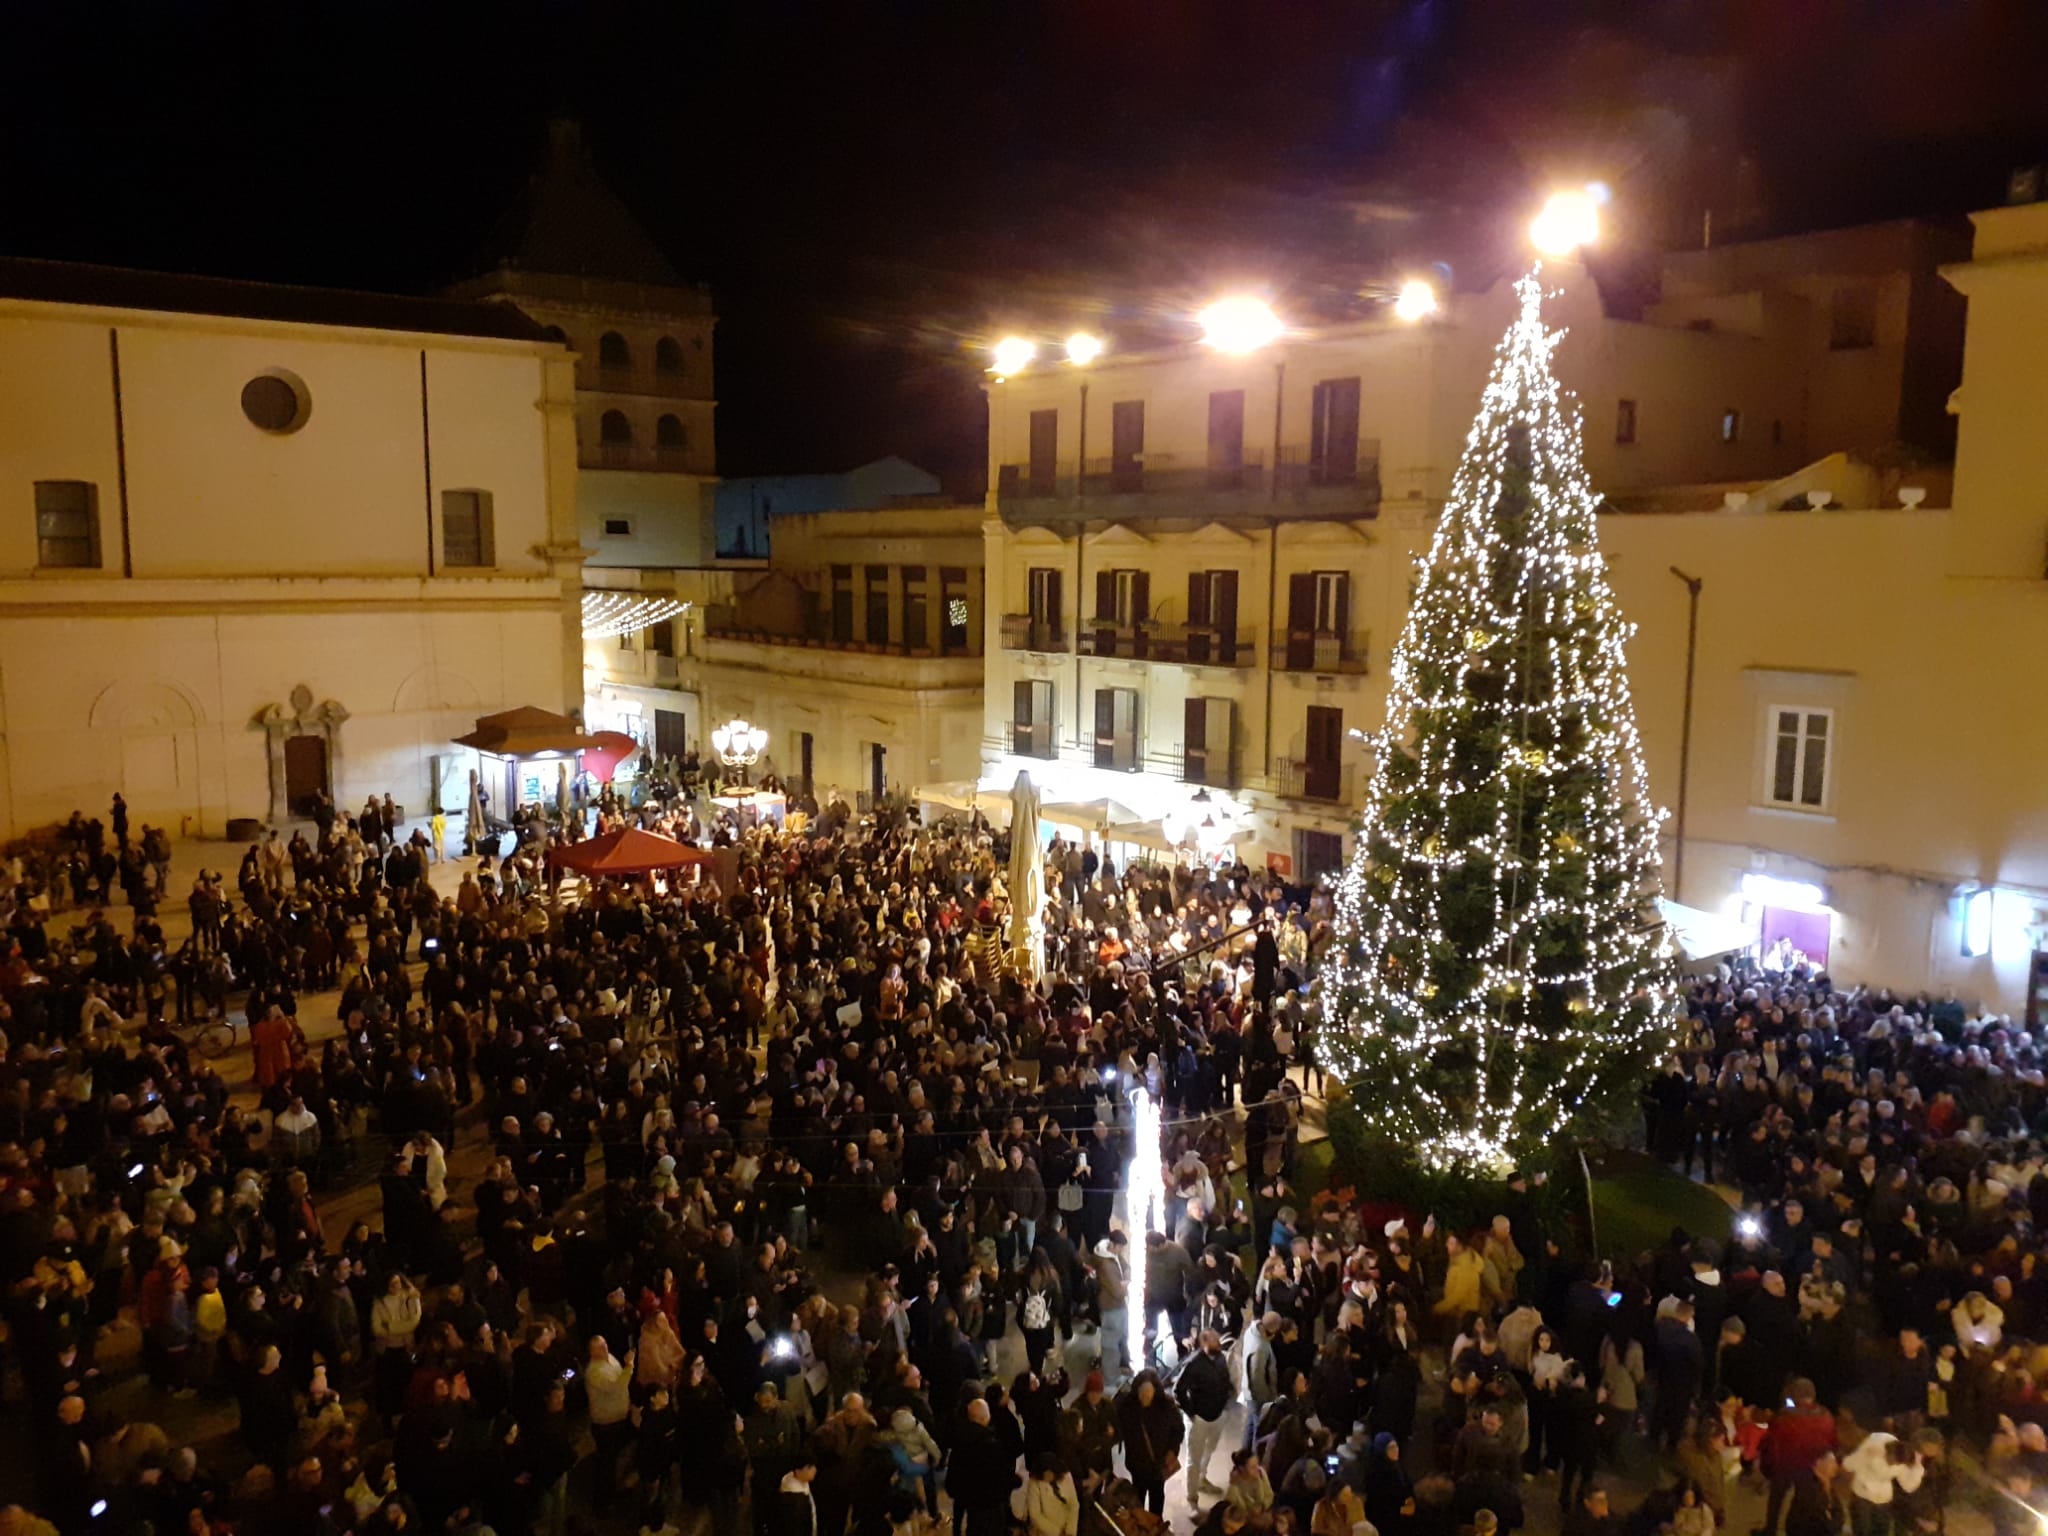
top-left (1022, 1288), bottom-right (1052, 1331)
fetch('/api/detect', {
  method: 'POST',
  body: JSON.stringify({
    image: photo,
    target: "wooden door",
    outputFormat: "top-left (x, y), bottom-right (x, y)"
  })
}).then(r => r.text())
top-left (284, 734), bottom-right (328, 816)
top-left (1304, 705), bottom-right (1343, 801)
top-left (1028, 409), bottom-right (1058, 496)
top-left (1184, 696), bottom-right (1208, 784)
top-left (654, 708), bottom-right (688, 761)
top-left (1111, 400), bottom-right (1144, 492)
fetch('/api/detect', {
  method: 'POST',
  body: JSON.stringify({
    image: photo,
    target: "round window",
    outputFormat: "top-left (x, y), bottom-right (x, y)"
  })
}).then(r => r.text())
top-left (242, 371), bottom-right (311, 433)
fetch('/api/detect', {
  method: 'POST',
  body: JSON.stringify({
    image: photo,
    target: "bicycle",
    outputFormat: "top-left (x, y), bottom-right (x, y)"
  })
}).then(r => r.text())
top-left (181, 1012), bottom-right (240, 1058)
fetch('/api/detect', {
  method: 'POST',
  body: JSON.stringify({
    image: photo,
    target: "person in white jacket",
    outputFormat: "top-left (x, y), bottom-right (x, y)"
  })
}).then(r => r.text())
top-left (1025, 1458), bottom-right (1080, 1536)
top-left (1841, 1430), bottom-right (1924, 1536)
top-left (397, 1130), bottom-right (448, 1210)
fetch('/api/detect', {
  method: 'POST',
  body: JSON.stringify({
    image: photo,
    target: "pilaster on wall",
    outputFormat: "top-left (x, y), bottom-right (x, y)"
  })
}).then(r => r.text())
top-left (538, 352), bottom-right (589, 713)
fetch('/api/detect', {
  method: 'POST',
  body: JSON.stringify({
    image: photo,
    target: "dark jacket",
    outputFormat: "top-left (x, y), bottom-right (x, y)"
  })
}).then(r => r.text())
top-left (946, 1419), bottom-right (1019, 1511)
top-left (1116, 1375), bottom-right (1185, 1479)
top-left (1179, 1348), bottom-right (1234, 1422)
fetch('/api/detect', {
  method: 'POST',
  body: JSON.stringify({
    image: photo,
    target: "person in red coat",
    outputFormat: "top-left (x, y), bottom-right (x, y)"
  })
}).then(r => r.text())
top-left (249, 1005), bottom-right (301, 1091)
top-left (1760, 1376), bottom-right (1839, 1536)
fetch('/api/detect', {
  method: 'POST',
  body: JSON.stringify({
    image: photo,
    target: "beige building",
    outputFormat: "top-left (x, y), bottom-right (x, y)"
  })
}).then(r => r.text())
top-left (0, 260), bottom-right (581, 838)
top-left (590, 502), bottom-right (987, 805)
top-left (978, 215), bottom-right (2048, 1014)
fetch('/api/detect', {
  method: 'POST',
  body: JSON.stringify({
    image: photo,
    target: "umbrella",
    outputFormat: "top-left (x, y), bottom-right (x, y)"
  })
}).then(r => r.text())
top-left (547, 827), bottom-right (713, 877)
top-left (581, 730), bottom-right (640, 785)
top-left (557, 760), bottom-right (571, 815)
top-left (1007, 771), bottom-right (1045, 982)
top-left (465, 768), bottom-right (484, 853)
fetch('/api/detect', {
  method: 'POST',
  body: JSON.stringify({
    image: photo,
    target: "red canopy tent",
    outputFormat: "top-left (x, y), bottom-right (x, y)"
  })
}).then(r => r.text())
top-left (547, 827), bottom-right (711, 877)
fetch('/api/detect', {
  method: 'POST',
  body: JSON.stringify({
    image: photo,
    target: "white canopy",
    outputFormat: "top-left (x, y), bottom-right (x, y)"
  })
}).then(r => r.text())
top-left (1102, 819), bottom-right (1191, 854)
top-left (1658, 897), bottom-right (1753, 962)
top-left (1041, 798), bottom-right (1141, 834)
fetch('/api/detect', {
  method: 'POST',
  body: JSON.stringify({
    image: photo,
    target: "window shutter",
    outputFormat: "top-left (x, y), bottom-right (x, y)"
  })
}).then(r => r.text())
top-left (1187, 572), bottom-right (1210, 627)
top-left (1287, 572), bottom-right (1315, 632)
top-left (1333, 574), bottom-right (1351, 638)
top-left (1184, 696), bottom-right (1206, 753)
top-left (1046, 569), bottom-right (1062, 630)
top-left (476, 496), bottom-right (496, 567)
top-left (1131, 570), bottom-right (1150, 624)
top-left (1095, 570), bottom-right (1115, 621)
top-left (1216, 571), bottom-right (1238, 634)
top-left (1014, 680), bottom-right (1033, 726)
top-left (1095, 688), bottom-right (1115, 739)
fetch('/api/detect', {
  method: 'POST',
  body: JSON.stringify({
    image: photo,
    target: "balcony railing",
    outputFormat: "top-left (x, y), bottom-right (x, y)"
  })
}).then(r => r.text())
top-left (1276, 756), bottom-right (1353, 804)
top-left (1274, 444), bottom-right (1382, 509)
top-left (1176, 744), bottom-right (1241, 791)
top-left (1277, 630), bottom-right (1369, 674)
top-left (996, 449), bottom-right (1270, 504)
top-left (703, 615), bottom-right (974, 660)
top-left (1001, 613), bottom-right (1069, 653)
top-left (595, 440), bottom-right (638, 469)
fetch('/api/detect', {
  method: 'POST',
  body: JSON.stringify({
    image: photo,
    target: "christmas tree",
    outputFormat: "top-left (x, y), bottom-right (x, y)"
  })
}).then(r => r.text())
top-left (1315, 271), bottom-right (1674, 1173)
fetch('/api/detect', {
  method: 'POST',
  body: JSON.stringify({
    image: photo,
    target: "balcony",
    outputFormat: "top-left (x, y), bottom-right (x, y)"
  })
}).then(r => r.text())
top-left (1078, 621), bottom-right (1256, 667)
top-left (1001, 613), bottom-right (1069, 653)
top-left (1276, 757), bottom-right (1354, 804)
top-left (1176, 745), bottom-right (1241, 791)
top-left (1273, 445), bottom-right (1382, 513)
top-left (1278, 630), bottom-right (1369, 674)
top-left (1009, 722), bottom-right (1058, 760)
top-left (994, 450), bottom-right (1272, 513)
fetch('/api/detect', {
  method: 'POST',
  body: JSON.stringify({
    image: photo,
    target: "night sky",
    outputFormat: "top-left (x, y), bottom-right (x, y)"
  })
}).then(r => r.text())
top-left (2, 0), bottom-right (2044, 496)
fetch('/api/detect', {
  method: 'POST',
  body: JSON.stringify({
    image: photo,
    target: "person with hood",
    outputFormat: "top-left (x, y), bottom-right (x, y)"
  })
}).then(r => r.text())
top-left (1364, 1432), bottom-right (1411, 1533)
top-left (1117, 1369), bottom-right (1184, 1516)
top-left (1093, 1232), bottom-right (1131, 1382)
top-left (1058, 1371), bottom-right (1118, 1483)
top-left (879, 1406), bottom-right (940, 1518)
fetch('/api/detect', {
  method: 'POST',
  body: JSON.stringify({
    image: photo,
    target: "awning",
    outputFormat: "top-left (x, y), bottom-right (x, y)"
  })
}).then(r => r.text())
top-left (1658, 898), bottom-right (1754, 963)
top-left (547, 827), bottom-right (714, 877)
top-left (1041, 798), bottom-right (1141, 833)
top-left (455, 705), bottom-right (603, 758)
top-left (1102, 819), bottom-right (1192, 854)
top-left (914, 780), bottom-right (984, 813)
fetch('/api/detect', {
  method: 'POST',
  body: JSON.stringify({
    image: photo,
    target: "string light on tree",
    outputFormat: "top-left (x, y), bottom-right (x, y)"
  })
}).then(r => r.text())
top-left (1312, 268), bottom-right (1676, 1174)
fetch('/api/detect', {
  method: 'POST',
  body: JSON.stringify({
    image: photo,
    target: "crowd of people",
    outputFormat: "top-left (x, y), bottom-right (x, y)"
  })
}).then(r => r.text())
top-left (0, 786), bottom-right (2040, 1536)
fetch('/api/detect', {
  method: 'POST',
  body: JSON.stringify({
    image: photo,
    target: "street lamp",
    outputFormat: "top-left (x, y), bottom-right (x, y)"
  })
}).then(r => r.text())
top-left (1064, 331), bottom-right (1104, 366)
top-left (1530, 186), bottom-right (1603, 257)
top-left (1198, 296), bottom-right (1283, 354)
top-left (711, 717), bottom-right (768, 787)
top-left (1393, 278), bottom-right (1439, 323)
top-left (990, 336), bottom-right (1037, 377)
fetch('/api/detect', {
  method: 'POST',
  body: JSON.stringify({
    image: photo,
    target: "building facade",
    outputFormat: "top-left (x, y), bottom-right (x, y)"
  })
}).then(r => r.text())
top-left (449, 120), bottom-right (720, 571)
top-left (976, 216), bottom-right (2048, 1012)
top-left (0, 261), bottom-right (581, 838)
top-left (585, 502), bottom-right (986, 805)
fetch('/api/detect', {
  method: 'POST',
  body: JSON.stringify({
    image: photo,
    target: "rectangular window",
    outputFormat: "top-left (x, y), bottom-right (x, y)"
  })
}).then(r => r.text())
top-left (1721, 409), bottom-right (1742, 444)
top-left (1829, 284), bottom-right (1878, 350)
top-left (1615, 398), bottom-right (1637, 445)
top-left (830, 564), bottom-right (854, 643)
top-left (1303, 704), bottom-right (1344, 800)
top-left (1295, 829), bottom-right (1345, 883)
top-left (1183, 697), bottom-right (1234, 786)
top-left (441, 489), bottom-right (495, 568)
top-left (1207, 389), bottom-right (1246, 488)
top-left (1093, 686), bottom-right (1139, 771)
top-left (1768, 707), bottom-right (1831, 809)
top-left (602, 516), bottom-right (634, 537)
top-left (1110, 400), bottom-right (1144, 493)
top-left (34, 480), bottom-right (100, 569)
top-left (649, 619), bottom-right (674, 657)
top-left (1285, 570), bottom-right (1350, 669)
top-left (864, 564), bottom-right (891, 645)
top-left (1027, 409), bottom-right (1058, 497)
top-left (940, 567), bottom-right (970, 652)
top-left (1027, 567), bottom-right (1063, 629)
top-left (1309, 377), bottom-right (1362, 484)
top-left (903, 565), bottom-right (928, 649)
top-left (1013, 679), bottom-right (1055, 759)
top-left (1186, 569), bottom-right (1239, 663)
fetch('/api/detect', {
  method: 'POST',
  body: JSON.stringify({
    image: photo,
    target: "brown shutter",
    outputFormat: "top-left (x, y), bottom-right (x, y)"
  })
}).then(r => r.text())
top-left (1287, 572), bottom-right (1315, 632)
top-left (1045, 569), bottom-right (1062, 631)
top-left (1095, 569), bottom-right (1115, 621)
top-left (1014, 679), bottom-right (1034, 727)
top-left (1131, 570), bottom-right (1150, 623)
top-left (1216, 571), bottom-right (1239, 660)
top-left (1184, 697), bottom-right (1206, 753)
top-left (1187, 572), bottom-right (1210, 627)
top-left (1333, 573), bottom-right (1351, 640)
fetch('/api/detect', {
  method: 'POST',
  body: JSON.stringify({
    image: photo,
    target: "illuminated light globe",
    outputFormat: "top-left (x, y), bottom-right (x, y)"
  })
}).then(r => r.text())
top-left (1530, 187), bottom-right (1602, 257)
top-left (1393, 279), bottom-right (1439, 323)
top-left (1313, 270), bottom-right (1675, 1174)
top-left (1197, 296), bottom-right (1283, 354)
top-left (1065, 331), bottom-right (1105, 366)
top-left (990, 336), bottom-right (1037, 376)
top-left (711, 717), bottom-right (768, 769)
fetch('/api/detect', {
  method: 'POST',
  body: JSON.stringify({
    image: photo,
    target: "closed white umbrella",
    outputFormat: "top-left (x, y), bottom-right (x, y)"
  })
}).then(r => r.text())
top-left (1007, 770), bottom-right (1045, 982)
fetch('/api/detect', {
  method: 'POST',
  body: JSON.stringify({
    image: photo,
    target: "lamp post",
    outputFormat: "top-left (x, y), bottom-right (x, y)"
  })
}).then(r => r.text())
top-left (711, 717), bottom-right (768, 789)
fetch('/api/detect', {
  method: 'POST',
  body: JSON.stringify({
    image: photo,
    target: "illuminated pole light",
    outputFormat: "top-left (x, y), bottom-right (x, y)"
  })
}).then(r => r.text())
top-left (1393, 279), bottom-right (1439, 324)
top-left (1197, 296), bottom-right (1283, 355)
top-left (711, 717), bottom-right (768, 770)
top-left (1065, 332), bottom-right (1105, 366)
top-left (1530, 186), bottom-right (1603, 257)
top-left (1123, 1085), bottom-right (1168, 1375)
top-left (990, 336), bottom-right (1037, 377)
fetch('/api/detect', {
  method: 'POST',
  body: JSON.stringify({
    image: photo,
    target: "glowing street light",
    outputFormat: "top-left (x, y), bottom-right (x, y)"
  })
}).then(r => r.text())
top-left (1124, 1085), bottom-right (1168, 1374)
top-left (1393, 278), bottom-right (1439, 323)
top-left (990, 336), bottom-right (1037, 377)
top-left (1198, 296), bottom-right (1283, 354)
top-left (711, 717), bottom-right (768, 785)
top-left (1530, 186), bottom-right (1603, 257)
top-left (1064, 331), bottom-right (1105, 366)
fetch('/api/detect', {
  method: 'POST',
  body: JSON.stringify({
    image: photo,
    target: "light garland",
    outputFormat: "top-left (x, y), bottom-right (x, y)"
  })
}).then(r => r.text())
top-left (1312, 269), bottom-right (1676, 1174)
top-left (1124, 1085), bottom-right (1168, 1374)
top-left (582, 591), bottom-right (690, 640)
